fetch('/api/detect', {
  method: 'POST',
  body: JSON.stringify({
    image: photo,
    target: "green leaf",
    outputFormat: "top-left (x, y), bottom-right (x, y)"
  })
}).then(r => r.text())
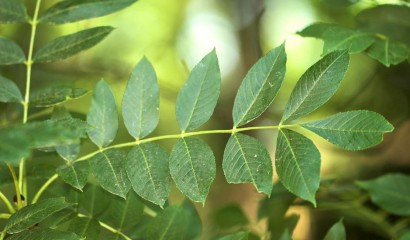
top-left (357, 174), bottom-right (410, 216)
top-left (6, 228), bottom-right (81, 240)
top-left (77, 184), bottom-right (111, 218)
top-left (0, 74), bottom-right (23, 103)
top-left (366, 38), bottom-right (410, 67)
top-left (324, 219), bottom-right (346, 240)
top-left (5, 197), bottom-right (73, 234)
top-left (90, 149), bottom-right (130, 199)
top-left (87, 79), bottom-right (118, 147)
top-left (169, 137), bottom-right (216, 204)
top-left (122, 57), bottom-right (159, 139)
top-left (322, 27), bottom-right (376, 54)
top-left (0, 37), bottom-right (26, 65)
top-left (302, 110), bottom-right (394, 150)
top-left (39, 0), bottom-right (138, 24)
top-left (275, 129), bottom-right (320, 206)
top-left (127, 143), bottom-right (171, 207)
top-left (233, 43), bottom-right (287, 127)
top-left (68, 217), bottom-right (100, 240)
top-left (281, 50), bottom-right (349, 123)
top-left (30, 87), bottom-right (89, 107)
top-left (40, 209), bottom-right (77, 229)
top-left (176, 50), bottom-right (221, 132)
top-left (57, 161), bottom-right (90, 191)
top-left (399, 231), bottom-right (410, 240)
top-left (108, 191), bottom-right (144, 231)
top-left (216, 231), bottom-right (249, 240)
top-left (223, 133), bottom-right (273, 195)
top-left (213, 204), bottom-right (248, 229)
top-left (0, 0), bottom-right (28, 23)
top-left (33, 27), bottom-right (113, 63)
top-left (297, 22), bottom-right (335, 38)
top-left (0, 127), bottom-right (30, 164)
top-left (181, 201), bottom-right (202, 240)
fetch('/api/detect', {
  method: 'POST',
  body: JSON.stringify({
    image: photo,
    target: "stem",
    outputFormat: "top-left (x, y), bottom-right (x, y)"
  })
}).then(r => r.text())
top-left (0, 229), bottom-right (5, 240)
top-left (7, 165), bottom-right (22, 209)
top-left (32, 174), bottom-right (58, 204)
top-left (144, 206), bottom-right (157, 217)
top-left (77, 214), bottom-right (132, 240)
top-left (0, 214), bottom-right (11, 219)
top-left (0, 192), bottom-right (15, 214)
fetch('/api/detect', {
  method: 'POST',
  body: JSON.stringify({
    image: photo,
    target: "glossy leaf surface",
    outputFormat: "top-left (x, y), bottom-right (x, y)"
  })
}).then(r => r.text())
top-left (33, 27), bottom-right (113, 63)
top-left (233, 43), bottom-right (286, 127)
top-left (122, 57), bottom-right (159, 139)
top-left (302, 110), bottom-right (394, 150)
top-left (0, 37), bottom-right (26, 65)
top-left (223, 133), bottom-right (273, 195)
top-left (176, 50), bottom-right (221, 131)
top-left (87, 79), bottom-right (118, 147)
top-left (281, 51), bottom-right (349, 123)
top-left (170, 137), bottom-right (216, 204)
top-left (275, 129), bottom-right (320, 206)
top-left (0, 74), bottom-right (23, 103)
top-left (0, 0), bottom-right (28, 23)
top-left (127, 143), bottom-right (170, 207)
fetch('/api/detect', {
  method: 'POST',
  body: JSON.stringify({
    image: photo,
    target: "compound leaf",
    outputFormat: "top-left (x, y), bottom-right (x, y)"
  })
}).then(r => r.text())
top-left (87, 79), bottom-right (118, 147)
top-left (127, 143), bottom-right (171, 207)
top-left (169, 137), bottom-right (216, 204)
top-left (68, 217), bottom-right (100, 240)
top-left (0, 0), bottom-right (28, 23)
top-left (90, 149), bottom-right (130, 199)
top-left (367, 38), bottom-right (410, 67)
top-left (30, 87), bottom-right (89, 107)
top-left (223, 133), bottom-right (273, 195)
top-left (0, 74), bottom-right (23, 103)
top-left (176, 50), bottom-right (221, 132)
top-left (302, 110), bottom-right (394, 150)
top-left (57, 161), bottom-right (90, 191)
top-left (6, 228), bottom-right (81, 240)
top-left (357, 174), bottom-right (410, 216)
top-left (233, 43), bottom-right (286, 127)
top-left (281, 50), bottom-right (349, 123)
top-left (39, 0), bottom-right (138, 24)
top-left (33, 27), bottom-right (113, 63)
top-left (122, 57), bottom-right (159, 139)
top-left (275, 129), bottom-right (320, 206)
top-left (324, 219), bottom-right (346, 240)
top-left (6, 198), bottom-right (73, 234)
top-left (0, 37), bottom-right (26, 65)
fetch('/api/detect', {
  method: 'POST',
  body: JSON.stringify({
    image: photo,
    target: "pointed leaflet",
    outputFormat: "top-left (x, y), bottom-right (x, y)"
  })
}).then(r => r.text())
top-left (87, 79), bottom-right (118, 147)
top-left (5, 198), bottom-right (73, 234)
top-left (57, 161), bottom-right (90, 191)
top-left (90, 149), bottom-right (130, 199)
top-left (302, 110), bottom-right (394, 150)
top-left (6, 228), bottom-right (81, 240)
top-left (170, 137), bottom-right (216, 204)
top-left (297, 22), bottom-right (335, 38)
top-left (0, 0), bottom-right (28, 23)
top-left (367, 38), bottom-right (409, 67)
top-left (108, 191), bottom-right (144, 231)
top-left (223, 133), bottom-right (273, 195)
top-left (30, 87), bottom-right (89, 107)
top-left (233, 43), bottom-right (286, 127)
top-left (122, 57), bottom-right (159, 139)
top-left (275, 129), bottom-right (320, 206)
top-left (281, 51), bottom-right (349, 123)
top-left (68, 217), bottom-right (100, 240)
top-left (0, 37), bottom-right (26, 65)
top-left (357, 174), bottom-right (410, 216)
top-left (127, 143), bottom-right (171, 207)
top-left (176, 50), bottom-right (221, 131)
top-left (33, 27), bottom-right (113, 63)
top-left (0, 74), bottom-right (23, 103)
top-left (39, 0), bottom-right (138, 24)
top-left (324, 219), bottom-right (346, 240)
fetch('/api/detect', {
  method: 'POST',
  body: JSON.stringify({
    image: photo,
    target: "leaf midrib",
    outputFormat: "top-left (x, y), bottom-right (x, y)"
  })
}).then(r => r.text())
top-left (139, 146), bottom-right (162, 203)
top-left (181, 139), bottom-right (200, 195)
top-left (233, 134), bottom-right (257, 190)
top-left (159, 209), bottom-right (178, 240)
top-left (102, 151), bottom-right (125, 196)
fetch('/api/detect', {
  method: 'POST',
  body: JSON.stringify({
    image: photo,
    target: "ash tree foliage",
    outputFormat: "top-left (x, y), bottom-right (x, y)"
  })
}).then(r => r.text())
top-left (0, 0), bottom-right (408, 239)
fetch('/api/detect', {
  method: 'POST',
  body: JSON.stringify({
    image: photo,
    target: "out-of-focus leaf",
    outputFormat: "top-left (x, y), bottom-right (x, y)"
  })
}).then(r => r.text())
top-left (30, 87), bottom-right (88, 107)
top-left (213, 204), bottom-right (248, 229)
top-left (223, 133), bottom-right (273, 195)
top-left (39, 0), bottom-right (138, 24)
top-left (169, 137), bottom-right (216, 204)
top-left (279, 229), bottom-right (292, 240)
top-left (233, 43), bottom-right (286, 127)
top-left (216, 231), bottom-right (249, 240)
top-left (281, 50), bottom-right (349, 123)
top-left (0, 74), bottom-right (23, 103)
top-left (181, 201), bottom-right (202, 240)
top-left (322, 27), bottom-right (376, 54)
top-left (275, 129), bottom-right (320, 206)
top-left (399, 231), bottom-right (410, 240)
top-left (0, 127), bottom-right (30, 164)
top-left (68, 217), bottom-right (100, 240)
top-left (0, 37), bottom-right (26, 65)
top-left (302, 110), bottom-right (394, 150)
top-left (357, 174), bottom-right (410, 216)
top-left (366, 38), bottom-right (410, 67)
top-left (90, 149), bottom-right (130, 199)
top-left (127, 143), bottom-right (170, 207)
top-left (324, 219), bottom-right (346, 240)
top-left (176, 50), bottom-right (221, 132)
top-left (122, 57), bottom-right (159, 139)
top-left (297, 22), bottom-right (335, 38)
top-left (57, 161), bottom-right (90, 191)
top-left (6, 228), bottom-right (81, 240)
top-left (108, 191), bottom-right (144, 231)
top-left (77, 184), bottom-right (111, 218)
top-left (40, 209), bottom-right (77, 229)
top-left (87, 79), bottom-right (118, 147)
top-left (0, 0), bottom-right (28, 23)
top-left (5, 198), bottom-right (73, 234)
top-left (33, 27), bottom-right (113, 63)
